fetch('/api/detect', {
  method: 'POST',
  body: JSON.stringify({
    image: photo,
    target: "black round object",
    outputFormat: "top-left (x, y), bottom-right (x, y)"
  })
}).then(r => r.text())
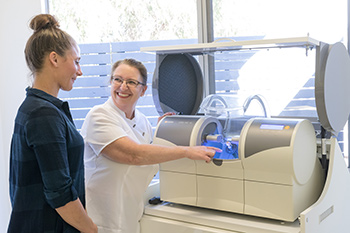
top-left (152, 53), bottom-right (203, 115)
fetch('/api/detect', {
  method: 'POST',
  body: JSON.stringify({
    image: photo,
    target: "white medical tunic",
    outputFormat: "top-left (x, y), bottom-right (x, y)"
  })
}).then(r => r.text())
top-left (81, 98), bottom-right (158, 233)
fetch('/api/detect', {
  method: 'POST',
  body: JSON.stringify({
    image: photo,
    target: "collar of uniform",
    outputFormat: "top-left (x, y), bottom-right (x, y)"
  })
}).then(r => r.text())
top-left (106, 97), bottom-right (139, 123)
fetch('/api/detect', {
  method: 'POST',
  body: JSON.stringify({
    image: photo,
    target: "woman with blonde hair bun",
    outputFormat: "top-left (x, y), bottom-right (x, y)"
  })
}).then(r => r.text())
top-left (8, 14), bottom-right (97, 233)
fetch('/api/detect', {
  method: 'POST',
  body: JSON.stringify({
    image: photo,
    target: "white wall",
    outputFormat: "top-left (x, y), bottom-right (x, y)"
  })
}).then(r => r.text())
top-left (0, 0), bottom-right (42, 231)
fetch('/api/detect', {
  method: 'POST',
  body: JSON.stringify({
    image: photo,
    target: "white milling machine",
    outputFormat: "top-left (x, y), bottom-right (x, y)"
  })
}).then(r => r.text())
top-left (153, 115), bottom-right (323, 223)
top-left (140, 38), bottom-right (350, 233)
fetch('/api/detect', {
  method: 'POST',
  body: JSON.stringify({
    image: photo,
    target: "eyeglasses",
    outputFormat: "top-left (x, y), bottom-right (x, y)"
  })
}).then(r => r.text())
top-left (112, 77), bottom-right (145, 88)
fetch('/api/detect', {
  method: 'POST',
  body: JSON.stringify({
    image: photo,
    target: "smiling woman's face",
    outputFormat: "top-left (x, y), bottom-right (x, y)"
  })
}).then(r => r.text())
top-left (110, 63), bottom-right (147, 118)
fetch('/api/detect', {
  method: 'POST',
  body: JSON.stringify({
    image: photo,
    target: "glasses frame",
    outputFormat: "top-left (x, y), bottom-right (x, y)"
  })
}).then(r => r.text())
top-left (112, 76), bottom-right (146, 88)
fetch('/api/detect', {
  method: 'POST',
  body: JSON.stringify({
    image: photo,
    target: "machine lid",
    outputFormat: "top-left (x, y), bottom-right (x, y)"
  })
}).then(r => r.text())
top-left (200, 94), bottom-right (244, 117)
top-left (152, 53), bottom-right (203, 115)
top-left (315, 42), bottom-right (350, 135)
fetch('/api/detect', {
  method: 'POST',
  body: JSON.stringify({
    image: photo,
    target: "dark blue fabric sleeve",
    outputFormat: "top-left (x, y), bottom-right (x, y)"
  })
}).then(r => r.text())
top-left (25, 106), bottom-right (78, 209)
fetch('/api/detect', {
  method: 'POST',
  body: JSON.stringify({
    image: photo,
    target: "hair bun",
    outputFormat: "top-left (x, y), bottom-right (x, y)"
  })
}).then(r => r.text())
top-left (30, 14), bottom-right (60, 32)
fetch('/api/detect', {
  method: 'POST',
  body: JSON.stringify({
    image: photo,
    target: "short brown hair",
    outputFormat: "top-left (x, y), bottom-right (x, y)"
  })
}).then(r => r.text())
top-left (110, 59), bottom-right (148, 84)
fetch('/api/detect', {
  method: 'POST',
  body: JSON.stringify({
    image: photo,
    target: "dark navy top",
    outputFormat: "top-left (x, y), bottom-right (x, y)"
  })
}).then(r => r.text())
top-left (8, 88), bottom-right (85, 233)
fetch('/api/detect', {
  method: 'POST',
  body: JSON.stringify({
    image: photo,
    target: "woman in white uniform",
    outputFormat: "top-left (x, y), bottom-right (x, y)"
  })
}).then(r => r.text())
top-left (81, 58), bottom-right (219, 233)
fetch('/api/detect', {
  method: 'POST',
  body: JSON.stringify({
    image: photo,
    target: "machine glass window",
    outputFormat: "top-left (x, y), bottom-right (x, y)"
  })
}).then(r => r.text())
top-left (48, 0), bottom-right (198, 43)
top-left (212, 0), bottom-right (347, 119)
top-left (213, 0), bottom-right (346, 42)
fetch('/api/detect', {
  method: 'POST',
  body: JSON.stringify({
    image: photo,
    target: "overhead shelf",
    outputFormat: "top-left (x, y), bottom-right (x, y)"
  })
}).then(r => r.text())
top-left (140, 36), bottom-right (320, 55)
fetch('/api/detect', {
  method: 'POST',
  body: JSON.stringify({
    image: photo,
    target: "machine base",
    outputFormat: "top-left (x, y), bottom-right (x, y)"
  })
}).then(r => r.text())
top-left (300, 138), bottom-right (350, 232)
top-left (141, 202), bottom-right (300, 233)
top-left (141, 138), bottom-right (350, 233)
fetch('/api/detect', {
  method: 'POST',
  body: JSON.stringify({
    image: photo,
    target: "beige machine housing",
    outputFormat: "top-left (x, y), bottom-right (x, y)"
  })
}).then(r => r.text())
top-left (153, 115), bottom-right (324, 222)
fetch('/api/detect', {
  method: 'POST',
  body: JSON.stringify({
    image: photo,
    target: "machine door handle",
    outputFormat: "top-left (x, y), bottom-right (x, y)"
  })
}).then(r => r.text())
top-left (212, 158), bottom-right (223, 166)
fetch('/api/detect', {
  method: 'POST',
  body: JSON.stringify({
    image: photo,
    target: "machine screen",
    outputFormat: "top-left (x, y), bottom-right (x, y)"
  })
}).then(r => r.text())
top-left (260, 124), bottom-right (285, 130)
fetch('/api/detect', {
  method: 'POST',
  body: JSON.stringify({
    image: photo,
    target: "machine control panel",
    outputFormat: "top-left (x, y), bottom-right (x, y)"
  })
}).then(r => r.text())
top-left (244, 119), bottom-right (296, 158)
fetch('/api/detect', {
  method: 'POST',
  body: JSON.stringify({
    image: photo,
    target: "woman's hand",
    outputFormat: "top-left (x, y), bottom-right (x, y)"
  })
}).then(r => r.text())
top-left (184, 146), bottom-right (221, 163)
top-left (157, 112), bottom-right (176, 123)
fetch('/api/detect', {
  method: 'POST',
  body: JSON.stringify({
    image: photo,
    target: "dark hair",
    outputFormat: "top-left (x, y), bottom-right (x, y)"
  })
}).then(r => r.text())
top-left (24, 14), bottom-right (77, 75)
top-left (110, 58), bottom-right (148, 84)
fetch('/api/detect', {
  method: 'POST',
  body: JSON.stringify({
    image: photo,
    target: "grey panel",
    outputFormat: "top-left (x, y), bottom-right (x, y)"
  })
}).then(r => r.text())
top-left (315, 42), bottom-right (350, 135)
top-left (244, 119), bottom-right (297, 158)
top-left (155, 116), bottom-right (200, 146)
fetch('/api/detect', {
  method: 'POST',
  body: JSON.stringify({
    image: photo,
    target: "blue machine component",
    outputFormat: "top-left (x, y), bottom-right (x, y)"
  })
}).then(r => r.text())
top-left (202, 139), bottom-right (239, 160)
